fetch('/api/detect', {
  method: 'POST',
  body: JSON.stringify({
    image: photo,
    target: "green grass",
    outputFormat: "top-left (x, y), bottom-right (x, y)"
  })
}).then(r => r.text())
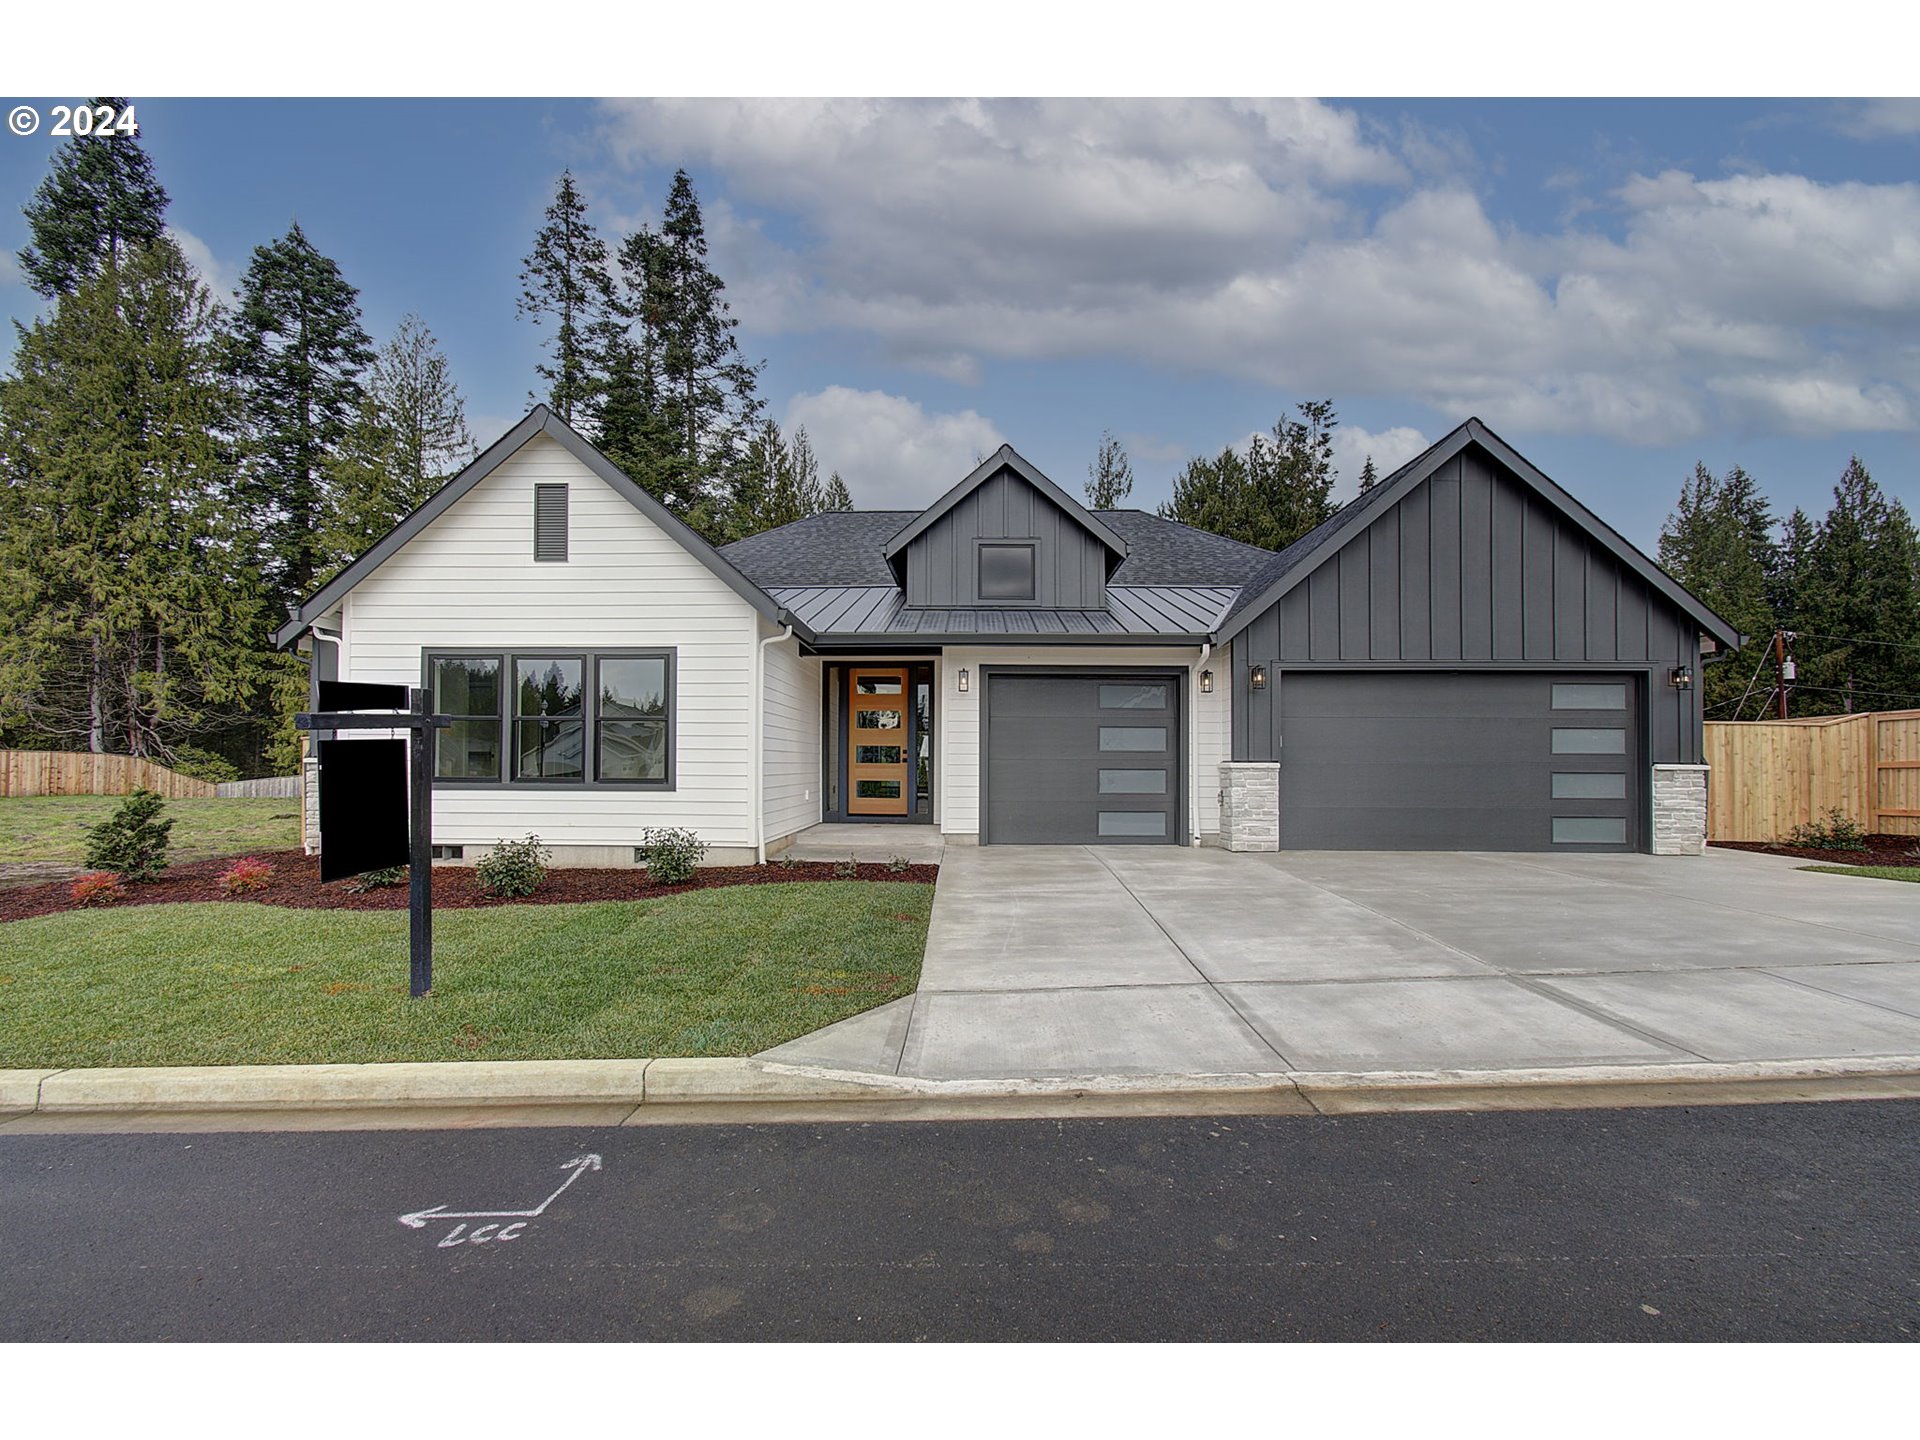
top-left (1798, 864), bottom-right (1920, 884)
top-left (0, 795), bottom-right (301, 866)
top-left (0, 882), bottom-right (931, 1067)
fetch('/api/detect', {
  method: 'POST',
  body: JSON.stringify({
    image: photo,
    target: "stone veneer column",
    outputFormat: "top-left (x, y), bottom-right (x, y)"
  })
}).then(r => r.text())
top-left (1651, 763), bottom-right (1708, 856)
top-left (1219, 762), bottom-right (1281, 853)
top-left (302, 754), bottom-right (321, 855)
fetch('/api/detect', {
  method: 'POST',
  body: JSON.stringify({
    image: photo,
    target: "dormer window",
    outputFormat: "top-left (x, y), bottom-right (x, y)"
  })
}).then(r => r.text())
top-left (977, 541), bottom-right (1036, 602)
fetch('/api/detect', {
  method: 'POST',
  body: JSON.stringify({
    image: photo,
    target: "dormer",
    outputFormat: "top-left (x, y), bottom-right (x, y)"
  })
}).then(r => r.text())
top-left (885, 445), bottom-right (1129, 609)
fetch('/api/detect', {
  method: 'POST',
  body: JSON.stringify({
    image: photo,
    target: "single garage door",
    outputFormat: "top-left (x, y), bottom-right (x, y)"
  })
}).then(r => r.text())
top-left (984, 673), bottom-right (1183, 844)
top-left (1277, 672), bottom-right (1640, 851)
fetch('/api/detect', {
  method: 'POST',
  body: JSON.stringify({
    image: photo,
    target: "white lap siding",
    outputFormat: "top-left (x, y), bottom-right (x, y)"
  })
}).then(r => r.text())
top-left (338, 433), bottom-right (759, 852)
top-left (937, 644), bottom-right (1230, 842)
top-left (761, 625), bottom-right (823, 846)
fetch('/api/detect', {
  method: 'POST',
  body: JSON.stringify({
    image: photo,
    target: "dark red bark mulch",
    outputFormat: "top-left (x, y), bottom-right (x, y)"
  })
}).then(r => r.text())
top-left (1713, 833), bottom-right (1920, 866)
top-left (0, 849), bottom-right (939, 925)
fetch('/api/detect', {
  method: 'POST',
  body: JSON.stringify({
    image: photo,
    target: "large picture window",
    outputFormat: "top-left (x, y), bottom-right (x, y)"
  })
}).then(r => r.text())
top-left (426, 649), bottom-right (676, 788)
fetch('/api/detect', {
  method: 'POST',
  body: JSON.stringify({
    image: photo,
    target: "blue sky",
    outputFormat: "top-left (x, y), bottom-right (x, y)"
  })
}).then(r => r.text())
top-left (4, 96), bottom-right (1918, 549)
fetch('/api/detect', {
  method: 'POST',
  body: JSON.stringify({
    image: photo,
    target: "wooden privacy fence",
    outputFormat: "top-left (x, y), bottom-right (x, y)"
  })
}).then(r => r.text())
top-left (1704, 709), bottom-right (1920, 841)
top-left (0, 749), bottom-right (217, 799)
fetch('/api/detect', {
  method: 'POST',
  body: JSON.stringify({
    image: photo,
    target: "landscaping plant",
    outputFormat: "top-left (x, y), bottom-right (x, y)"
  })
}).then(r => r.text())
top-left (886, 854), bottom-right (912, 874)
top-left (1786, 808), bottom-right (1870, 850)
top-left (81, 788), bottom-right (174, 881)
top-left (638, 827), bottom-right (708, 885)
top-left (218, 857), bottom-right (276, 894)
top-left (834, 855), bottom-right (860, 879)
top-left (345, 864), bottom-right (407, 893)
top-left (476, 834), bottom-right (549, 898)
top-left (69, 872), bottom-right (124, 907)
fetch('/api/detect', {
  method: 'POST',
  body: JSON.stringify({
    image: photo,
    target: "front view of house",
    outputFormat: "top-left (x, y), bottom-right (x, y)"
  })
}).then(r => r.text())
top-left (277, 408), bottom-right (1737, 863)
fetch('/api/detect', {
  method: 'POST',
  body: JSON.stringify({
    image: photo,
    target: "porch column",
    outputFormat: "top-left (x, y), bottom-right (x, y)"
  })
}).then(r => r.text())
top-left (1219, 762), bottom-right (1281, 853)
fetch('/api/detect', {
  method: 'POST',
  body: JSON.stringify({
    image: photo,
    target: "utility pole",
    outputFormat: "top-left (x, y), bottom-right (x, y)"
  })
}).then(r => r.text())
top-left (1773, 629), bottom-right (1796, 720)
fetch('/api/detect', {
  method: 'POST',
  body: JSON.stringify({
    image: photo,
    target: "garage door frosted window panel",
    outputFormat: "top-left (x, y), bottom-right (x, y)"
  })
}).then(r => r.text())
top-left (1099, 812), bottom-right (1167, 837)
top-left (516, 658), bottom-right (584, 780)
top-left (1552, 772), bottom-right (1627, 799)
top-left (1553, 817), bottom-right (1628, 844)
top-left (1551, 683), bottom-right (1627, 710)
top-left (597, 657), bottom-right (669, 783)
top-left (433, 656), bottom-right (501, 779)
top-left (1100, 684), bottom-right (1167, 710)
top-left (1100, 727), bottom-right (1167, 751)
top-left (1552, 727), bottom-right (1627, 754)
top-left (1099, 769), bottom-right (1167, 794)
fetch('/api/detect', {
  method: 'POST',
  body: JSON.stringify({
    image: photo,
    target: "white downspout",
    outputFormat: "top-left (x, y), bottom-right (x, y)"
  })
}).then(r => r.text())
top-left (1192, 642), bottom-right (1212, 846)
top-left (753, 622), bottom-right (794, 863)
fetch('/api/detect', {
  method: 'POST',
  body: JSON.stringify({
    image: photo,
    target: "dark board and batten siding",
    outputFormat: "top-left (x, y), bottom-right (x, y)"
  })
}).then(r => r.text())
top-left (1232, 448), bottom-right (1707, 765)
top-left (905, 468), bottom-right (1110, 609)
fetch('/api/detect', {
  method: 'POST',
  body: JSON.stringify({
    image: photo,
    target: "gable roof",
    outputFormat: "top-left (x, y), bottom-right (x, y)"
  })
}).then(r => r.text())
top-left (880, 444), bottom-right (1130, 574)
top-left (722, 507), bottom-right (1273, 591)
top-left (1211, 417), bottom-right (1742, 650)
top-left (273, 406), bottom-right (786, 649)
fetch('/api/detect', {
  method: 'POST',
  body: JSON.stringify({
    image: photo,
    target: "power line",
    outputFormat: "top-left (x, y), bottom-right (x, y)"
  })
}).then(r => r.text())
top-left (1785, 630), bottom-right (1920, 655)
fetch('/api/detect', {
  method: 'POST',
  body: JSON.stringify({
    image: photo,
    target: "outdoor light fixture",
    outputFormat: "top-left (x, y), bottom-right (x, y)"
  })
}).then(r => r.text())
top-left (1669, 665), bottom-right (1693, 690)
top-left (957, 668), bottom-right (970, 693)
top-left (1250, 664), bottom-right (1268, 692)
top-left (1199, 669), bottom-right (1214, 694)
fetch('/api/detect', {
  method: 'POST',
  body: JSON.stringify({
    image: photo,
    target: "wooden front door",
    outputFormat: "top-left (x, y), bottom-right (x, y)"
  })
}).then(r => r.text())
top-left (847, 667), bottom-right (911, 816)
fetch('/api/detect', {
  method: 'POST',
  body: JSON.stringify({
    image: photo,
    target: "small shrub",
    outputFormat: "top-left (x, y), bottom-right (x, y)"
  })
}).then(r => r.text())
top-left (833, 855), bottom-right (860, 879)
top-left (1786, 808), bottom-right (1870, 851)
top-left (477, 834), bottom-right (549, 898)
top-left (82, 788), bottom-right (174, 881)
top-left (885, 854), bottom-right (912, 874)
top-left (169, 746), bottom-right (241, 784)
top-left (219, 856), bottom-right (275, 895)
top-left (639, 827), bottom-right (708, 885)
top-left (773, 852), bottom-right (798, 871)
top-left (70, 871), bottom-right (124, 907)
top-left (346, 864), bottom-right (408, 893)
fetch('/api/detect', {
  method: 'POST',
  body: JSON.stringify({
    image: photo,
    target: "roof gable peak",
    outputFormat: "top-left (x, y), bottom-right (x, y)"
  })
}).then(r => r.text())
top-left (883, 444), bottom-right (1129, 564)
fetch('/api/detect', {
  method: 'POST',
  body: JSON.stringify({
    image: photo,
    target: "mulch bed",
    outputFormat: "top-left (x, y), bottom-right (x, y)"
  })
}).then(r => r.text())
top-left (0, 849), bottom-right (939, 925)
top-left (1713, 833), bottom-right (1920, 866)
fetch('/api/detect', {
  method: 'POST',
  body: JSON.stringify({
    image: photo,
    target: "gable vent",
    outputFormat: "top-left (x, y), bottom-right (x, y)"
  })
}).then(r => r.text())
top-left (534, 483), bottom-right (569, 561)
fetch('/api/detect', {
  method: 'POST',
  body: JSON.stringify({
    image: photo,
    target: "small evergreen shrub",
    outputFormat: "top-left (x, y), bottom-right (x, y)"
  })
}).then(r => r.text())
top-left (346, 864), bottom-right (408, 893)
top-left (219, 856), bottom-right (275, 894)
top-left (773, 852), bottom-right (798, 871)
top-left (476, 834), bottom-right (549, 898)
top-left (70, 871), bottom-right (125, 907)
top-left (833, 855), bottom-right (860, 879)
top-left (1786, 808), bottom-right (1870, 850)
top-left (82, 788), bottom-right (173, 881)
top-left (885, 854), bottom-right (912, 874)
top-left (639, 827), bottom-right (708, 885)
top-left (169, 746), bottom-right (240, 784)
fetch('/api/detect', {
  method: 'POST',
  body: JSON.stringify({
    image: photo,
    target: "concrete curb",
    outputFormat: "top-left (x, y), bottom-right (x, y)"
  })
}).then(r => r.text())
top-left (6, 1054), bottom-right (1920, 1123)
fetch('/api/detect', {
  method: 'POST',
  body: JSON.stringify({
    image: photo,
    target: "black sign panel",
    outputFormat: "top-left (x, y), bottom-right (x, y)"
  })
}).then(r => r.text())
top-left (317, 738), bottom-right (410, 882)
top-left (318, 680), bottom-right (412, 712)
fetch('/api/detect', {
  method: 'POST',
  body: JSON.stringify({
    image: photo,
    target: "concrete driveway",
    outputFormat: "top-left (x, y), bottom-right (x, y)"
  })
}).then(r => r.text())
top-left (762, 845), bottom-right (1920, 1082)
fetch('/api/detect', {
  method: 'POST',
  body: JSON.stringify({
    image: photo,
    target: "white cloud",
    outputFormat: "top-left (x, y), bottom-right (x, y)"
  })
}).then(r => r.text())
top-left (782, 386), bottom-right (1005, 508)
top-left (597, 101), bottom-right (1920, 446)
top-left (169, 226), bottom-right (240, 303)
top-left (1835, 99), bottom-right (1920, 139)
top-left (0, 247), bottom-right (18, 289)
top-left (1330, 424), bottom-right (1431, 499)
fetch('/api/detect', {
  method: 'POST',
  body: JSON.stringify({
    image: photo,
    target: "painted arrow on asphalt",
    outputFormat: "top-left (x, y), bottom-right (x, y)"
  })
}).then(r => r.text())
top-left (399, 1153), bottom-right (603, 1229)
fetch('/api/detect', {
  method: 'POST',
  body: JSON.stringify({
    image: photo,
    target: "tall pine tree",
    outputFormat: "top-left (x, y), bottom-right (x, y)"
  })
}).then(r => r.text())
top-left (1159, 401), bottom-right (1338, 549)
top-left (0, 239), bottom-right (271, 759)
top-left (518, 171), bottom-right (613, 429)
top-left (1792, 458), bottom-right (1920, 713)
top-left (17, 97), bottom-right (169, 298)
top-left (1658, 462), bottom-right (1778, 719)
top-left (226, 222), bottom-right (375, 610)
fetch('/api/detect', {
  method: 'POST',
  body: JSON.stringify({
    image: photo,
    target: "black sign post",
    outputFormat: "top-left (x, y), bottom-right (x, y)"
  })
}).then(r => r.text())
top-left (297, 684), bottom-right (451, 998)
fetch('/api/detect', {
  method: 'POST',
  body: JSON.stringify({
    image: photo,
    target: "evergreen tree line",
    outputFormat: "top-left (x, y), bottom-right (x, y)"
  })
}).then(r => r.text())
top-left (0, 100), bottom-right (474, 775)
top-left (515, 169), bottom-right (850, 543)
top-left (1658, 457), bottom-right (1920, 719)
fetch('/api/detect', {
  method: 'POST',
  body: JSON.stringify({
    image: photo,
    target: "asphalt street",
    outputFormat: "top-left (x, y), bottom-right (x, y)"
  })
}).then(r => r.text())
top-left (3, 1101), bottom-right (1917, 1341)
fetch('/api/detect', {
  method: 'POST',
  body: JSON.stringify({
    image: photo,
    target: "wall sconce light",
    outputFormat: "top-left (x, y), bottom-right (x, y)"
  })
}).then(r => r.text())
top-left (1669, 665), bottom-right (1693, 690)
top-left (1249, 664), bottom-right (1268, 692)
top-left (957, 668), bottom-right (970, 693)
top-left (1199, 669), bottom-right (1214, 694)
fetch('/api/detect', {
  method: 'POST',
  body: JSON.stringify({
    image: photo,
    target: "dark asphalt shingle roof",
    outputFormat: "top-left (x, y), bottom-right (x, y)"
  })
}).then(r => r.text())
top-left (721, 508), bottom-right (1279, 590)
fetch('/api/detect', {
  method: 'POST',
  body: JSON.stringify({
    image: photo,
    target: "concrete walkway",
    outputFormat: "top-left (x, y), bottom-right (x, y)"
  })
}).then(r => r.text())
top-left (761, 845), bottom-right (1920, 1082)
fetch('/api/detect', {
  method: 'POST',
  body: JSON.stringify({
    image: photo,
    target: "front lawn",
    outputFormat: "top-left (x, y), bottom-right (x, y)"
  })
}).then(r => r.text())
top-left (0, 881), bottom-right (931, 1067)
top-left (1798, 865), bottom-right (1920, 884)
top-left (0, 795), bottom-right (301, 867)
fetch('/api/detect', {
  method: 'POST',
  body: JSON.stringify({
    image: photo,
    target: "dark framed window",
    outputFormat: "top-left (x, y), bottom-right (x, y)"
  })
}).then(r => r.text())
top-left (425, 648), bottom-right (676, 789)
top-left (977, 541), bottom-right (1037, 602)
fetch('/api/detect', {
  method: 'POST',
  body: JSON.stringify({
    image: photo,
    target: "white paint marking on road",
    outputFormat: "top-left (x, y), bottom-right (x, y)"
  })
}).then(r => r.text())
top-left (400, 1153), bottom-right (602, 1242)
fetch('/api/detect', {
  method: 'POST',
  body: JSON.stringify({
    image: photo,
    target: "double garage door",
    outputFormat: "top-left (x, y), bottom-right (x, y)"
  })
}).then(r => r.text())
top-left (984, 673), bottom-right (1182, 844)
top-left (1276, 672), bottom-right (1641, 852)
